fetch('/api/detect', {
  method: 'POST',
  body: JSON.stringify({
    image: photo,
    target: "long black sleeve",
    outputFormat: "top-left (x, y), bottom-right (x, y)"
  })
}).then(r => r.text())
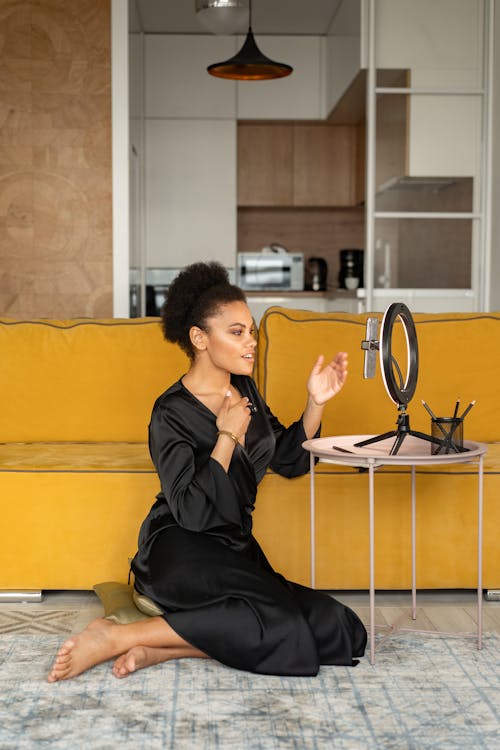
top-left (149, 399), bottom-right (248, 532)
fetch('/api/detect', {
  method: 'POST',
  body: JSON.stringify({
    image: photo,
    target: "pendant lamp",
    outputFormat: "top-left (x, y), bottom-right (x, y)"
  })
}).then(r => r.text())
top-left (207, 0), bottom-right (293, 80)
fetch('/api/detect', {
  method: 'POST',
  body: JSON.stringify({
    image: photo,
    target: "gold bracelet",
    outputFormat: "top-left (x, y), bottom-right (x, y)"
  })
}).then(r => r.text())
top-left (217, 430), bottom-right (239, 445)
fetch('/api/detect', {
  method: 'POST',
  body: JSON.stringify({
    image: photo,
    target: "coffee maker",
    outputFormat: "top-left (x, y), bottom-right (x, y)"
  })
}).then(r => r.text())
top-left (338, 249), bottom-right (364, 290)
top-left (306, 257), bottom-right (328, 291)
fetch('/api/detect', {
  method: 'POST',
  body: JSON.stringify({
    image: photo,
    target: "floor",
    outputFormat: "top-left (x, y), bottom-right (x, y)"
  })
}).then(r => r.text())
top-left (1, 589), bottom-right (499, 636)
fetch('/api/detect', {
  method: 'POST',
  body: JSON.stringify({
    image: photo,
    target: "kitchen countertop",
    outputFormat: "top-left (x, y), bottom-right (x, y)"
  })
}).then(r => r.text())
top-left (244, 289), bottom-right (359, 298)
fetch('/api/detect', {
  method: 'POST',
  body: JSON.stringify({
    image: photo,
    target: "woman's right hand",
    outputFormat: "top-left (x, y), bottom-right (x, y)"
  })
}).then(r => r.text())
top-left (216, 391), bottom-right (251, 442)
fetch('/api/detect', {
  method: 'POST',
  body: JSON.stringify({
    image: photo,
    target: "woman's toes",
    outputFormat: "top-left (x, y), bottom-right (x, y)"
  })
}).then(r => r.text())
top-left (54, 652), bottom-right (72, 665)
top-left (112, 653), bottom-right (132, 678)
top-left (56, 639), bottom-right (75, 656)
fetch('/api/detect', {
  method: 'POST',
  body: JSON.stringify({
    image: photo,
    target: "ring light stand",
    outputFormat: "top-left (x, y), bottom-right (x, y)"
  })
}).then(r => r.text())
top-left (355, 303), bottom-right (436, 455)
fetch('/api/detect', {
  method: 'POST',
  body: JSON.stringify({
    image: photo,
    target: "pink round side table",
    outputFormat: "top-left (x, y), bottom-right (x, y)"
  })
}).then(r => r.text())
top-left (302, 434), bottom-right (487, 665)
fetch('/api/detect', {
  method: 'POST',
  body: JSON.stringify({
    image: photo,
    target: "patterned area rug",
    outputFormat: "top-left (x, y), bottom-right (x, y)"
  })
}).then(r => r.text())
top-left (0, 632), bottom-right (499, 750)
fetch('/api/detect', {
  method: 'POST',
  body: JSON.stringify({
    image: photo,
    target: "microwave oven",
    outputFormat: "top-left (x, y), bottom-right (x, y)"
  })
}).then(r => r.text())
top-left (237, 252), bottom-right (304, 291)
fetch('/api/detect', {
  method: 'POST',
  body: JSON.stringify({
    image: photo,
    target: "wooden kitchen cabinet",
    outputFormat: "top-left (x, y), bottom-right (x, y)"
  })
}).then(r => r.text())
top-left (237, 124), bottom-right (293, 206)
top-left (237, 122), bottom-right (360, 207)
top-left (293, 124), bottom-right (357, 206)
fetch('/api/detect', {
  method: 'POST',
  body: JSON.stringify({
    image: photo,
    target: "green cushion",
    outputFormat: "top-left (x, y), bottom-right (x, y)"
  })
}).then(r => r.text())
top-left (93, 581), bottom-right (153, 624)
top-left (132, 589), bottom-right (163, 617)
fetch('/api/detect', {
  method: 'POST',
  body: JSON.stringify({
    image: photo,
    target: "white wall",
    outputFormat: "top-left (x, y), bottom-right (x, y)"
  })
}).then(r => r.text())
top-left (112, 0), bottom-right (130, 317)
top-left (129, 31), bottom-right (144, 273)
top-left (490, 2), bottom-right (500, 311)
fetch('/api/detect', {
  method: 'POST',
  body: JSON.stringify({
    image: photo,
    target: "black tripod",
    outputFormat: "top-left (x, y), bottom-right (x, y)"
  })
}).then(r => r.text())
top-left (355, 404), bottom-right (439, 456)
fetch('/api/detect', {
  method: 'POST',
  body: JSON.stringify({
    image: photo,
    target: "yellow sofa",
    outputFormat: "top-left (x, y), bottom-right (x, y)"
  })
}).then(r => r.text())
top-left (0, 317), bottom-right (187, 591)
top-left (1, 310), bottom-right (499, 593)
top-left (253, 308), bottom-right (500, 590)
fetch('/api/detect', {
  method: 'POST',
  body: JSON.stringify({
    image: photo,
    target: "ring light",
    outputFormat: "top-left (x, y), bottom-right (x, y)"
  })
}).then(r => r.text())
top-left (356, 302), bottom-right (434, 455)
top-left (379, 302), bottom-right (418, 406)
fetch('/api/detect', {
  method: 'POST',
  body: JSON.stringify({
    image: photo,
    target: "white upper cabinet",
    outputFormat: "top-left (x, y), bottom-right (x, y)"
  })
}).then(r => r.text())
top-left (145, 35), bottom-right (237, 118)
top-left (144, 32), bottom-right (353, 122)
top-left (236, 36), bottom-right (323, 120)
top-left (324, 34), bottom-right (362, 118)
top-left (145, 119), bottom-right (236, 269)
top-left (324, 0), bottom-right (363, 116)
top-left (143, 35), bottom-right (237, 271)
top-left (407, 83), bottom-right (482, 178)
top-left (374, 0), bottom-right (483, 178)
top-left (374, 0), bottom-right (482, 73)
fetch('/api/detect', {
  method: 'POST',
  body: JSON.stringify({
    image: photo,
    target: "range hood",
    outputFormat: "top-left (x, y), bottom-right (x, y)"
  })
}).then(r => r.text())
top-left (377, 176), bottom-right (461, 193)
top-left (375, 175), bottom-right (473, 214)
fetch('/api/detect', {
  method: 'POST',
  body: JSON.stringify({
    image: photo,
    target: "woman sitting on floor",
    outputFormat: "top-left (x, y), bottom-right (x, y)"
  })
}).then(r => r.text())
top-left (48, 261), bottom-right (366, 682)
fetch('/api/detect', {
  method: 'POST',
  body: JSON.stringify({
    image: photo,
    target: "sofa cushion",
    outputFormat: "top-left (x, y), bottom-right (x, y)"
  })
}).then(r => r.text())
top-left (0, 442), bottom-right (157, 590)
top-left (0, 442), bottom-right (154, 472)
top-left (257, 308), bottom-right (500, 443)
top-left (0, 317), bottom-right (189, 442)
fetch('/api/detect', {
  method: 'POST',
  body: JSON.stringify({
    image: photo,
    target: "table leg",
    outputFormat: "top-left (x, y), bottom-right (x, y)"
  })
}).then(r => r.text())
top-left (310, 453), bottom-right (316, 590)
top-left (369, 460), bottom-right (375, 665)
top-left (411, 466), bottom-right (417, 620)
top-left (478, 454), bottom-right (484, 650)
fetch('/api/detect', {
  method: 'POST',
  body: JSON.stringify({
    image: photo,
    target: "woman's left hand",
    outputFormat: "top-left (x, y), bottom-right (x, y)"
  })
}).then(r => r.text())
top-left (306, 352), bottom-right (348, 406)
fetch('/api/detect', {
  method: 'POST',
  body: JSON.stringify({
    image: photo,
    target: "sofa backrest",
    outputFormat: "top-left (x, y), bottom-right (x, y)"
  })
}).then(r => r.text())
top-left (1, 317), bottom-right (189, 442)
top-left (257, 308), bottom-right (500, 443)
top-left (4, 309), bottom-right (499, 444)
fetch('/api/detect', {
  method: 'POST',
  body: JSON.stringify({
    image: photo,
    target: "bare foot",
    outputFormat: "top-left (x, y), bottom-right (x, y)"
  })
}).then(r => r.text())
top-left (47, 618), bottom-right (120, 683)
top-left (112, 646), bottom-right (172, 678)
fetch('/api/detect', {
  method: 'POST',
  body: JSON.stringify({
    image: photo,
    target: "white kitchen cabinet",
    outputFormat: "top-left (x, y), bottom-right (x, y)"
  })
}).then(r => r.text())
top-left (245, 296), bottom-right (321, 326)
top-left (246, 293), bottom-right (361, 325)
top-left (236, 36), bottom-right (323, 120)
top-left (407, 80), bottom-right (482, 179)
top-left (374, 0), bottom-right (482, 72)
top-left (374, 0), bottom-right (483, 178)
top-left (145, 119), bottom-right (236, 269)
top-left (324, 34), bottom-right (362, 118)
top-left (356, 288), bottom-right (476, 314)
top-left (324, 0), bottom-right (363, 115)
top-left (145, 35), bottom-right (237, 118)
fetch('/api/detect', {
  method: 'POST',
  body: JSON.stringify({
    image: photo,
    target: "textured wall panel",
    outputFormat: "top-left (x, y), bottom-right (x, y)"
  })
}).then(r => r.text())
top-left (0, 0), bottom-right (112, 317)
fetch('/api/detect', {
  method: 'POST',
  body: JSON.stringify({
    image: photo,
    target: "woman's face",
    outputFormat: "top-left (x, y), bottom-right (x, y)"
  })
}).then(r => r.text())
top-left (196, 301), bottom-right (257, 375)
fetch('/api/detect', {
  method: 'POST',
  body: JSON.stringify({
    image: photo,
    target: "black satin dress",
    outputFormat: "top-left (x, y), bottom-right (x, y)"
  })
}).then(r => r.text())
top-left (131, 375), bottom-right (366, 676)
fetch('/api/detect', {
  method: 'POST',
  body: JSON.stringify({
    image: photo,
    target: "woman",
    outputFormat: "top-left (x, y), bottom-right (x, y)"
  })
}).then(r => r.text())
top-left (48, 262), bottom-right (366, 682)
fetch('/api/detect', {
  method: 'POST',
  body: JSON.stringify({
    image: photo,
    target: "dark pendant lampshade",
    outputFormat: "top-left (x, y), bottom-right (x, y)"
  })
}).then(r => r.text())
top-left (208, 28), bottom-right (292, 80)
top-left (207, 1), bottom-right (293, 81)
